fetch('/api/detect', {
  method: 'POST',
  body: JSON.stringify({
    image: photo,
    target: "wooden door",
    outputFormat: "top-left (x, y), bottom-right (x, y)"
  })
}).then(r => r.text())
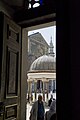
top-left (0, 12), bottom-right (21, 120)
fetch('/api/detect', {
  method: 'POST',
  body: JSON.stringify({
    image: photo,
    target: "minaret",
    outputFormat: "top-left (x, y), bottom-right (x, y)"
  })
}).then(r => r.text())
top-left (48, 36), bottom-right (55, 57)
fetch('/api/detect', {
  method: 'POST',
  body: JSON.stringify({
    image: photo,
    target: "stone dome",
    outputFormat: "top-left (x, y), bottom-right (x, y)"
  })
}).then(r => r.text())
top-left (29, 55), bottom-right (56, 72)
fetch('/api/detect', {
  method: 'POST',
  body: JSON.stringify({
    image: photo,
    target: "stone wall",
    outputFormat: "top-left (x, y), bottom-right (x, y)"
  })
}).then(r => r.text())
top-left (28, 32), bottom-right (49, 71)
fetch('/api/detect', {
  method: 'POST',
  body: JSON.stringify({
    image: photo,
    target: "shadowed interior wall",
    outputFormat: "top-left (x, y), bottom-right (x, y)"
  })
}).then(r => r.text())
top-left (0, 1), bottom-right (14, 18)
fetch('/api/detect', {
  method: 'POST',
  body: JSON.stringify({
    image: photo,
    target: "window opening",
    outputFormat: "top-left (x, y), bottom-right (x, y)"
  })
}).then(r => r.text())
top-left (27, 0), bottom-right (44, 9)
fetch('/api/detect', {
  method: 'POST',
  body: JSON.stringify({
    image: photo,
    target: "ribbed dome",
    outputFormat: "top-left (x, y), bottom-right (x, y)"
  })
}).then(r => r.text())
top-left (29, 55), bottom-right (56, 72)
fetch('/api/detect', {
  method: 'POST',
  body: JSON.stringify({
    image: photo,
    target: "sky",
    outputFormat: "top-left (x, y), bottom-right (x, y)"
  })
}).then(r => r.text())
top-left (28, 26), bottom-right (56, 57)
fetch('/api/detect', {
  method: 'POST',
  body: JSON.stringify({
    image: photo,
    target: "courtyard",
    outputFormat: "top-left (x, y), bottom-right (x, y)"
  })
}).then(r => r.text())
top-left (26, 93), bottom-right (56, 120)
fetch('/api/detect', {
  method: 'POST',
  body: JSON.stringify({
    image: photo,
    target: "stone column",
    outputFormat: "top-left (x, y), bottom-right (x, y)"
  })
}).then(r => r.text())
top-left (29, 80), bottom-right (31, 103)
top-left (41, 80), bottom-right (43, 92)
top-left (46, 82), bottom-right (48, 102)
top-left (45, 81), bottom-right (47, 102)
top-left (34, 80), bottom-right (37, 101)
top-left (28, 81), bottom-right (30, 103)
top-left (27, 81), bottom-right (29, 102)
top-left (31, 81), bottom-right (33, 102)
top-left (42, 80), bottom-right (45, 101)
top-left (29, 81), bottom-right (32, 103)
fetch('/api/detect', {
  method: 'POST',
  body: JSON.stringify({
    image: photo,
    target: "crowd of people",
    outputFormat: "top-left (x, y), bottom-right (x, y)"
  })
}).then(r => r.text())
top-left (29, 94), bottom-right (56, 120)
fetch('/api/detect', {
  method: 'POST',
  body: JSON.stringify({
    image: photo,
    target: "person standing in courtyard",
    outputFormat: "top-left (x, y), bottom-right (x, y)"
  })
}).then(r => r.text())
top-left (48, 94), bottom-right (55, 107)
top-left (45, 100), bottom-right (56, 120)
top-left (30, 94), bottom-right (45, 120)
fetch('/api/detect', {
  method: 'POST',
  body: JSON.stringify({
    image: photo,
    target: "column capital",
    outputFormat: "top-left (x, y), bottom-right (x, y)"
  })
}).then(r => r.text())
top-left (34, 79), bottom-right (37, 83)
